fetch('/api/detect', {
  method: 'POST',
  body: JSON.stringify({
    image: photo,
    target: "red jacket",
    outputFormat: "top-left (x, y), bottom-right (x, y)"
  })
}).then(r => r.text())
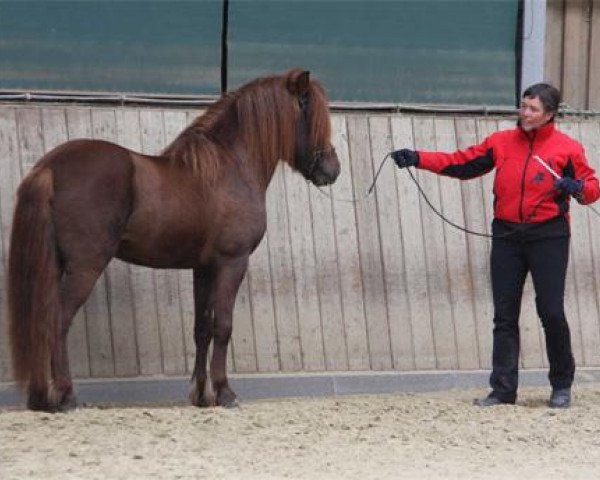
top-left (417, 121), bottom-right (599, 224)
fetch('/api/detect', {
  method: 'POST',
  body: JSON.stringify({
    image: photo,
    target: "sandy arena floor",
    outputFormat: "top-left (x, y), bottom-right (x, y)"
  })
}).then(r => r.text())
top-left (1, 384), bottom-right (600, 479)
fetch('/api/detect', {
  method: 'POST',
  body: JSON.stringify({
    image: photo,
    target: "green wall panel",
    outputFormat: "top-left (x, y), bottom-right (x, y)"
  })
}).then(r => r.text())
top-left (228, 0), bottom-right (518, 105)
top-left (0, 0), bottom-right (518, 105)
top-left (0, 0), bottom-right (222, 95)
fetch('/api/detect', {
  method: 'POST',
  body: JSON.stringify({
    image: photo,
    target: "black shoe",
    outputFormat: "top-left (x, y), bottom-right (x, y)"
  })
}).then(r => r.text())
top-left (473, 394), bottom-right (515, 407)
top-left (549, 388), bottom-right (571, 409)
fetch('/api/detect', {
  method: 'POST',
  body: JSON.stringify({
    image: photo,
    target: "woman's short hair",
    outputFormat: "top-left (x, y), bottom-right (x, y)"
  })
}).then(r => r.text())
top-left (522, 83), bottom-right (561, 114)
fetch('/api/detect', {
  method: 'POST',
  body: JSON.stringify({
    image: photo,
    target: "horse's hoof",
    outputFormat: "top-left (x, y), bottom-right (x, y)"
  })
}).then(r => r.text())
top-left (216, 388), bottom-right (238, 408)
top-left (56, 393), bottom-right (78, 412)
top-left (194, 396), bottom-right (217, 408)
top-left (46, 386), bottom-right (77, 413)
top-left (190, 389), bottom-right (216, 408)
top-left (27, 390), bottom-right (56, 413)
top-left (221, 398), bottom-right (239, 409)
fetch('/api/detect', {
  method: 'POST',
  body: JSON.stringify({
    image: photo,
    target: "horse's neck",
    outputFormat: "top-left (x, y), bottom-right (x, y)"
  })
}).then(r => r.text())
top-left (231, 141), bottom-right (281, 192)
top-left (172, 103), bottom-right (290, 192)
top-left (235, 159), bottom-right (277, 197)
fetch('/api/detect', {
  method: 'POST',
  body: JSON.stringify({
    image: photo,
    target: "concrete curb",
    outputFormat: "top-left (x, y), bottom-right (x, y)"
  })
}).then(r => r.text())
top-left (2, 368), bottom-right (600, 408)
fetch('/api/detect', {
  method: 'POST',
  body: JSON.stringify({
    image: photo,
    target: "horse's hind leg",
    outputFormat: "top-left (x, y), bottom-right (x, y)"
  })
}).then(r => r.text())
top-left (190, 267), bottom-right (216, 406)
top-left (51, 266), bottom-right (106, 411)
top-left (210, 257), bottom-right (248, 408)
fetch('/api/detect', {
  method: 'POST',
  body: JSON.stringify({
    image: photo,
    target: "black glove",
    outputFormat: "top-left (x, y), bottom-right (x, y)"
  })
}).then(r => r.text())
top-left (555, 177), bottom-right (583, 196)
top-left (391, 149), bottom-right (419, 169)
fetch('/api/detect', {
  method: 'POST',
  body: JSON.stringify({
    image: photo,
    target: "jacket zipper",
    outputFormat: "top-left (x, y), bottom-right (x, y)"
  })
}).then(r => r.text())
top-left (518, 133), bottom-right (536, 222)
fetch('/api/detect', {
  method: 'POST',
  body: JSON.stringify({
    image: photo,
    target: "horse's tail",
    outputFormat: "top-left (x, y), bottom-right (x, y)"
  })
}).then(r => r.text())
top-left (8, 167), bottom-right (60, 392)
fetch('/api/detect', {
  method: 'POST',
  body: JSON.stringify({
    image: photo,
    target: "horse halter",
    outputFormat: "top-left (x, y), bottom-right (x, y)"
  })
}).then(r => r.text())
top-left (297, 91), bottom-right (335, 179)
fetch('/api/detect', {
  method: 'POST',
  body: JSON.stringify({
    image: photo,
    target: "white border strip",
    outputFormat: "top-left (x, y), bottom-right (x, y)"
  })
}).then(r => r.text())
top-left (521, 0), bottom-right (547, 93)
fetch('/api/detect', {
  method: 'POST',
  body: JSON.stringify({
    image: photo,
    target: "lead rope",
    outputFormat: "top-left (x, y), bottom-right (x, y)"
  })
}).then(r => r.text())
top-left (404, 167), bottom-right (496, 238)
top-left (313, 153), bottom-right (600, 238)
top-left (588, 204), bottom-right (600, 218)
top-left (311, 153), bottom-right (390, 204)
top-left (405, 167), bottom-right (600, 237)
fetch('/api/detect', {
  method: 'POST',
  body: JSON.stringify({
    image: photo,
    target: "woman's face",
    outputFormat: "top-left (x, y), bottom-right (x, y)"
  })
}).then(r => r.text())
top-left (519, 95), bottom-right (554, 131)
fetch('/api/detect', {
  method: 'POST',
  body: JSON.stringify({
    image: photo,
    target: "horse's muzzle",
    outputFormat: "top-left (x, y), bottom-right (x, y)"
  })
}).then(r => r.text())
top-left (310, 147), bottom-right (340, 186)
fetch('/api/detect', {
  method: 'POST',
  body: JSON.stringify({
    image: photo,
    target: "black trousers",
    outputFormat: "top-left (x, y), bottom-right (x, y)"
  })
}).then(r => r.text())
top-left (489, 231), bottom-right (575, 401)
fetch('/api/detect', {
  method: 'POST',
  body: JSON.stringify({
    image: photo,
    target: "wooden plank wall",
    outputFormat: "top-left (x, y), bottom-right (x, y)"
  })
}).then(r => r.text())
top-left (1, 104), bottom-right (600, 383)
top-left (545, 0), bottom-right (600, 110)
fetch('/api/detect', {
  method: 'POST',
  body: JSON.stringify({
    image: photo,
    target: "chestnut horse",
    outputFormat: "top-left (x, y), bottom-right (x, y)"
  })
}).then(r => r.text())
top-left (8, 69), bottom-right (340, 412)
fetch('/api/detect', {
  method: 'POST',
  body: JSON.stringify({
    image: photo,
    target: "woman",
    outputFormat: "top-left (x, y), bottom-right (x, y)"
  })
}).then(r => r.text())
top-left (392, 83), bottom-right (599, 408)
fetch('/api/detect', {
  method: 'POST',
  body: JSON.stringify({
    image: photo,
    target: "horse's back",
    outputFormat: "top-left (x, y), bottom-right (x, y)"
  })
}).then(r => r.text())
top-left (39, 138), bottom-right (131, 171)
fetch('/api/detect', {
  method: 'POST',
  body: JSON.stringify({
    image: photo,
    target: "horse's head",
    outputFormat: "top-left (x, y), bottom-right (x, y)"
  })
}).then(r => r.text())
top-left (287, 70), bottom-right (340, 186)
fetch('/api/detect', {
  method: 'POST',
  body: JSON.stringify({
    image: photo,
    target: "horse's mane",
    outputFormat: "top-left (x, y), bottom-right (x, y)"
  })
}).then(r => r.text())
top-left (162, 70), bottom-right (331, 188)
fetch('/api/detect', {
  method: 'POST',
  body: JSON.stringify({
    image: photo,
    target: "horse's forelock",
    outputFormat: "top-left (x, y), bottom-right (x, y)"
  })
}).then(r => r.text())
top-left (307, 81), bottom-right (332, 150)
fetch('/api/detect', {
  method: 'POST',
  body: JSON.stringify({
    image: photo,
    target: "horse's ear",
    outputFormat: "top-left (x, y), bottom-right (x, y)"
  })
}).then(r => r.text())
top-left (286, 69), bottom-right (310, 97)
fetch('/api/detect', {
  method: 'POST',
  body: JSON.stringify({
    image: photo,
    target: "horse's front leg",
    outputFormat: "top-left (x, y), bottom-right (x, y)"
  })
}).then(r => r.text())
top-left (210, 257), bottom-right (248, 408)
top-left (190, 267), bottom-right (216, 407)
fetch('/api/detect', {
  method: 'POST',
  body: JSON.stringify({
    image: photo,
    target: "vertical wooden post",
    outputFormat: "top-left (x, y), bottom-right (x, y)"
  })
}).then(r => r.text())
top-left (221, 0), bottom-right (230, 95)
